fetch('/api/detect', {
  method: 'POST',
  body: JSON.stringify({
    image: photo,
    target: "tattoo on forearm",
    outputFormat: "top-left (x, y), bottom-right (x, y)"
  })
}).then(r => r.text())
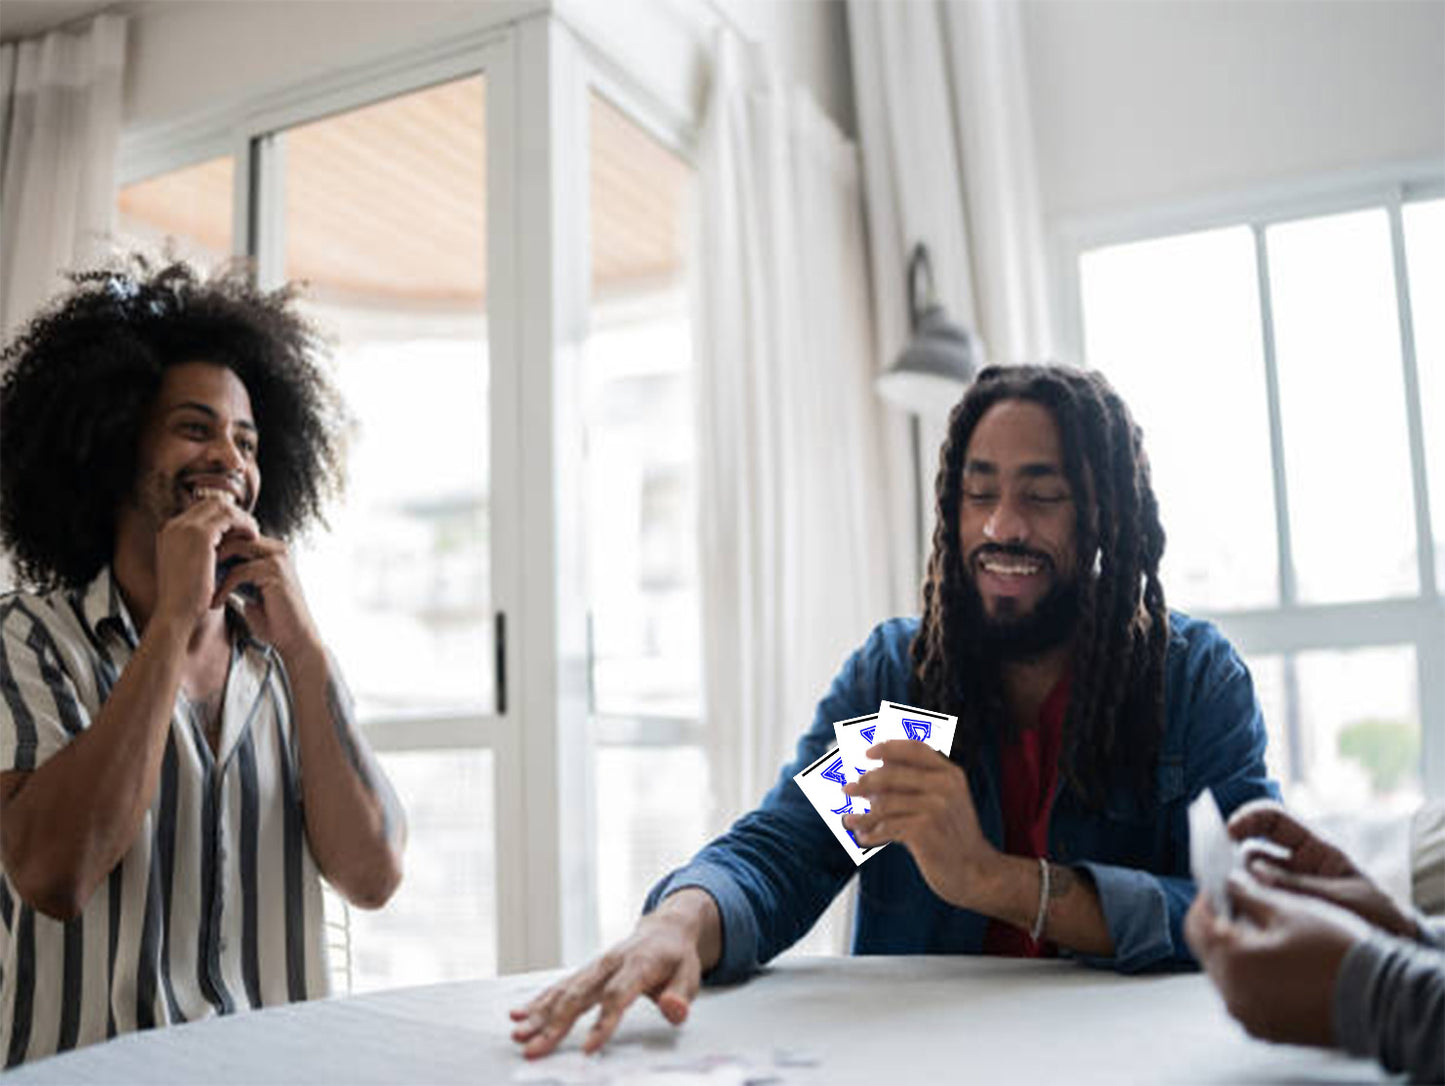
top-left (324, 675), bottom-right (405, 849)
top-left (1048, 863), bottom-right (1076, 900)
top-left (325, 678), bottom-right (370, 783)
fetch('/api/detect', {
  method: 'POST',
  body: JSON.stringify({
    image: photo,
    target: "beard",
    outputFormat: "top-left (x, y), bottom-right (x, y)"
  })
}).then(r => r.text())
top-left (960, 547), bottom-right (1081, 662)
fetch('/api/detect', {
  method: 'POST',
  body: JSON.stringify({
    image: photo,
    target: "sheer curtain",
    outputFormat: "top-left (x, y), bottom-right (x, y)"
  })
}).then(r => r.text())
top-left (847, 0), bottom-right (1053, 579)
top-left (0, 13), bottom-right (127, 339)
top-left (693, 29), bottom-right (896, 837)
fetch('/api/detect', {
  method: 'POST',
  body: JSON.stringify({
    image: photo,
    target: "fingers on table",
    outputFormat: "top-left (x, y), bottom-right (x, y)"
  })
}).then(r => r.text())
top-left (512, 965), bottom-right (610, 1057)
top-left (582, 961), bottom-right (652, 1054)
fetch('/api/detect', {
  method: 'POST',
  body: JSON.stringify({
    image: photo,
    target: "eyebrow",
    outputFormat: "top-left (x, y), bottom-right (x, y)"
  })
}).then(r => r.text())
top-left (168, 402), bottom-right (258, 433)
top-left (963, 459), bottom-right (1064, 480)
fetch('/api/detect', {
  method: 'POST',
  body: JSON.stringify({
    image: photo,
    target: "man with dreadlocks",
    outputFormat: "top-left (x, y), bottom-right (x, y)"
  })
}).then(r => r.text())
top-left (0, 259), bottom-right (405, 1066)
top-left (511, 363), bottom-right (1277, 1060)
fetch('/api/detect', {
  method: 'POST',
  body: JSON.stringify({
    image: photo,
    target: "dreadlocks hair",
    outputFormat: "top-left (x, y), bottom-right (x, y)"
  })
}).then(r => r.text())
top-left (909, 363), bottom-right (1169, 809)
top-left (0, 255), bottom-right (346, 593)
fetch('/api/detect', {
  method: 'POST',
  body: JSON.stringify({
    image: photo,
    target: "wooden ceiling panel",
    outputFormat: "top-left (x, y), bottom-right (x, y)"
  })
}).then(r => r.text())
top-left (117, 156), bottom-right (234, 258)
top-left (118, 75), bottom-right (695, 309)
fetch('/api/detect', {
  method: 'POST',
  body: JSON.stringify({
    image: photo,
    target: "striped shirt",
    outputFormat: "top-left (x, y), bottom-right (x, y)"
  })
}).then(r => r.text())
top-left (0, 568), bottom-right (328, 1067)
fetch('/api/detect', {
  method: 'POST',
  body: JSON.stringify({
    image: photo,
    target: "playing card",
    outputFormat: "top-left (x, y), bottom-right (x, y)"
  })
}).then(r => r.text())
top-left (793, 745), bottom-right (885, 866)
top-left (872, 701), bottom-right (957, 761)
top-left (1188, 790), bottom-right (1236, 919)
top-left (832, 713), bottom-right (878, 813)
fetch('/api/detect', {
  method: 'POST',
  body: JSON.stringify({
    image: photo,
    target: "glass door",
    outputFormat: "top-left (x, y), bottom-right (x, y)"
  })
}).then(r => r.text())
top-left (254, 71), bottom-right (501, 991)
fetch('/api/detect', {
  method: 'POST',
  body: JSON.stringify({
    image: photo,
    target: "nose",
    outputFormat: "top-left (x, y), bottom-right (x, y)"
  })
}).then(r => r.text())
top-left (982, 494), bottom-right (1029, 545)
top-left (205, 432), bottom-right (247, 475)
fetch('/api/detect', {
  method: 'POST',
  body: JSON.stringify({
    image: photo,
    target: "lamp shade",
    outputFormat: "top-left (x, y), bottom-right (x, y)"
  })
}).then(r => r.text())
top-left (876, 243), bottom-right (983, 415)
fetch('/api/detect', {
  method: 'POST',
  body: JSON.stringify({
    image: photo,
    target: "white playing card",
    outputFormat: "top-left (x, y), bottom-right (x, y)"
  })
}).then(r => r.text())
top-left (872, 701), bottom-right (958, 761)
top-left (793, 745), bottom-right (886, 866)
top-left (1188, 790), bottom-right (1237, 919)
top-left (832, 713), bottom-right (879, 813)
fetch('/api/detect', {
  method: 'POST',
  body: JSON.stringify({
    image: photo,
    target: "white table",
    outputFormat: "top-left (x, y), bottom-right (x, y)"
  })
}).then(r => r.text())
top-left (6, 956), bottom-right (1384, 1084)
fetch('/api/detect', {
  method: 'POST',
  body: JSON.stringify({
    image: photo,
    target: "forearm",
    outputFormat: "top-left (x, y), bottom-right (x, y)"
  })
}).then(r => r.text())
top-left (283, 641), bottom-right (405, 908)
top-left (972, 854), bottom-right (1114, 957)
top-left (1334, 931), bottom-right (1445, 1083)
top-left (0, 616), bottom-right (188, 918)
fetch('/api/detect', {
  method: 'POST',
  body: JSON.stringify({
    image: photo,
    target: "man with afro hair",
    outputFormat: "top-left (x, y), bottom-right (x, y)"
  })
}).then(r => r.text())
top-left (0, 259), bottom-right (404, 1066)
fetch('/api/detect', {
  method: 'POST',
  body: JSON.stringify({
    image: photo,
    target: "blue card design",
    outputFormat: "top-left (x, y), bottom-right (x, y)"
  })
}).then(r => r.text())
top-left (832, 712), bottom-right (879, 813)
top-left (793, 745), bottom-right (885, 866)
top-left (873, 701), bottom-right (957, 760)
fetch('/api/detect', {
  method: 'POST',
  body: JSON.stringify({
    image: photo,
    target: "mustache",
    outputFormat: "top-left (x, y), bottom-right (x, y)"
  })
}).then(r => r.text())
top-left (969, 543), bottom-right (1054, 569)
top-left (177, 469), bottom-right (254, 508)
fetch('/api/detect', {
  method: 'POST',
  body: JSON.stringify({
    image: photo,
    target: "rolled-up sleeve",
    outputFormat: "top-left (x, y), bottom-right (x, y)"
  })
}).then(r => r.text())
top-left (1070, 865), bottom-right (1197, 973)
top-left (643, 861), bottom-right (759, 984)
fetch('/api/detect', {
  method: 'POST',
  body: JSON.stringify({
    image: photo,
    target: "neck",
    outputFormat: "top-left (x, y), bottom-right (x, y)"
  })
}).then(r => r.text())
top-left (999, 642), bottom-right (1072, 730)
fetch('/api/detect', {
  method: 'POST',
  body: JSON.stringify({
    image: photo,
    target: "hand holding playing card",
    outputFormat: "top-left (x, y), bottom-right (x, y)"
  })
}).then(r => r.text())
top-left (843, 739), bottom-right (999, 909)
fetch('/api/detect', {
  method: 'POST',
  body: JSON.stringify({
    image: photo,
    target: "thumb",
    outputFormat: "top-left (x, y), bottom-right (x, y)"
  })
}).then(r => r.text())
top-left (650, 956), bottom-right (700, 1027)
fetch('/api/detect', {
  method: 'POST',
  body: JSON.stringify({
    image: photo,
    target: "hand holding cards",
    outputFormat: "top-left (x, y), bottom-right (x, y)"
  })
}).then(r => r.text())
top-left (793, 701), bottom-right (958, 866)
top-left (1188, 793), bottom-right (1292, 919)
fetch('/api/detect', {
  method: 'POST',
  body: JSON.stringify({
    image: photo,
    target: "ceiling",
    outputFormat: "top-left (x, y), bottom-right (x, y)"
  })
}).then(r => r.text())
top-left (116, 76), bottom-right (692, 308)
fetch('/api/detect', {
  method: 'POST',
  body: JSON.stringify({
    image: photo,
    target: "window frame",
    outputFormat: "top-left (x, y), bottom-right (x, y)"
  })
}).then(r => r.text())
top-left (1053, 158), bottom-right (1445, 801)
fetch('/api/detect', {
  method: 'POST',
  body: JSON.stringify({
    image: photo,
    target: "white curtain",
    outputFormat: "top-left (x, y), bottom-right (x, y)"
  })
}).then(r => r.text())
top-left (694, 30), bottom-right (897, 832)
top-left (0, 13), bottom-right (127, 339)
top-left (847, 0), bottom-right (1053, 582)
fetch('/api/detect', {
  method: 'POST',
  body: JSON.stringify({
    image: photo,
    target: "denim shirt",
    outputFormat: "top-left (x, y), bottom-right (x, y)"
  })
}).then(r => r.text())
top-left (644, 612), bottom-right (1279, 980)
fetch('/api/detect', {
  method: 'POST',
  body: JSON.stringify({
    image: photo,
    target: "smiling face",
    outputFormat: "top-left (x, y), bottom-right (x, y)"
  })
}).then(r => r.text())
top-left (128, 361), bottom-right (260, 529)
top-left (957, 398), bottom-right (1081, 654)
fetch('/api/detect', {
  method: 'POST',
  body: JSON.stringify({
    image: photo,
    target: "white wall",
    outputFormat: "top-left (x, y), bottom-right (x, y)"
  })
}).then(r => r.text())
top-left (1022, 0), bottom-right (1445, 222)
top-left (120, 0), bottom-right (854, 141)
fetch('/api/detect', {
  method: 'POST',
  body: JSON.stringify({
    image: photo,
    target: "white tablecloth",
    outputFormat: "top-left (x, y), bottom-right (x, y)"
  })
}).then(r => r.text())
top-left (6, 955), bottom-right (1383, 1083)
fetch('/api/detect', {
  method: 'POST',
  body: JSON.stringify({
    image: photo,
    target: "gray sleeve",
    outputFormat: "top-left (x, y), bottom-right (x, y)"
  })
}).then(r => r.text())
top-left (1333, 931), bottom-right (1445, 1084)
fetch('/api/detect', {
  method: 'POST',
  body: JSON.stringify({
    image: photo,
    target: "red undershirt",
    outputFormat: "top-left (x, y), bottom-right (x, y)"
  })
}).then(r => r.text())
top-left (982, 671), bottom-right (1070, 958)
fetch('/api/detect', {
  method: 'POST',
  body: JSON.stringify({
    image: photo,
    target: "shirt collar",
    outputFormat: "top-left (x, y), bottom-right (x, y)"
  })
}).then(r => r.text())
top-left (79, 566), bottom-right (140, 649)
top-left (79, 566), bottom-right (269, 657)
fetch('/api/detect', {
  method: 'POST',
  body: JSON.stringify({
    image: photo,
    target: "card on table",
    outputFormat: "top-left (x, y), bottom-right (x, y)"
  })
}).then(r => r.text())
top-left (793, 744), bottom-right (885, 866)
top-left (832, 712), bottom-right (879, 813)
top-left (871, 701), bottom-right (958, 763)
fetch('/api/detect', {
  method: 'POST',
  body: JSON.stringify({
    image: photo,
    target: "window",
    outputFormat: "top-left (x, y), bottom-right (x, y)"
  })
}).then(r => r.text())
top-left (582, 92), bottom-right (705, 948)
top-left (1074, 182), bottom-right (1444, 816)
top-left (1268, 209), bottom-right (1416, 603)
top-left (267, 74), bottom-right (497, 992)
top-left (1079, 227), bottom-right (1276, 610)
top-left (115, 155), bottom-right (234, 267)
